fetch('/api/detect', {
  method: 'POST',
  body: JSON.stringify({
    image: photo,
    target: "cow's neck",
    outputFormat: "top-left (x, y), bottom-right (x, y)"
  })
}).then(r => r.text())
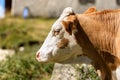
top-left (76, 14), bottom-right (118, 54)
top-left (73, 20), bottom-right (112, 80)
top-left (77, 14), bottom-right (120, 70)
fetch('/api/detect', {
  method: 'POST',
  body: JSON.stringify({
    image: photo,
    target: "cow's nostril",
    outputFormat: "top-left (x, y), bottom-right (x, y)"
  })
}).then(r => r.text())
top-left (36, 52), bottom-right (40, 58)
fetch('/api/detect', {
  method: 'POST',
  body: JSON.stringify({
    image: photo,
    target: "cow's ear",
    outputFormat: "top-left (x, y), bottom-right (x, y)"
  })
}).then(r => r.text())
top-left (62, 20), bottom-right (72, 35)
top-left (83, 7), bottom-right (97, 14)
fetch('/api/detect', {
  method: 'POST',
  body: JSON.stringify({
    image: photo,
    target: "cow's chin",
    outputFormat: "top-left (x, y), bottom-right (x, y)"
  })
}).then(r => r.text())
top-left (37, 57), bottom-right (53, 63)
top-left (53, 56), bottom-right (73, 63)
top-left (37, 53), bottom-right (72, 63)
top-left (52, 48), bottom-right (75, 62)
top-left (52, 54), bottom-right (73, 63)
top-left (36, 52), bottom-right (72, 63)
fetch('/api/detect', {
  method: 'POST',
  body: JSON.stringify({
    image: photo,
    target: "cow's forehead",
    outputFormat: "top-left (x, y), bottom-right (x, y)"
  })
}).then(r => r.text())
top-left (52, 20), bottom-right (62, 30)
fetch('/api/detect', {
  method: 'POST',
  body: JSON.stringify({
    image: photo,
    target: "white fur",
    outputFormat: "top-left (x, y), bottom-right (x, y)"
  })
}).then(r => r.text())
top-left (60, 7), bottom-right (74, 18)
top-left (36, 7), bottom-right (85, 63)
top-left (111, 66), bottom-right (120, 80)
top-left (116, 66), bottom-right (120, 80)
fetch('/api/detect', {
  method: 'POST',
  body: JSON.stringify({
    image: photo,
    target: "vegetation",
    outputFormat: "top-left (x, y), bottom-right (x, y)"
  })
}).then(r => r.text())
top-left (0, 16), bottom-right (55, 49)
top-left (0, 45), bottom-right (54, 80)
top-left (75, 65), bottom-right (100, 80)
top-left (0, 16), bottom-right (55, 80)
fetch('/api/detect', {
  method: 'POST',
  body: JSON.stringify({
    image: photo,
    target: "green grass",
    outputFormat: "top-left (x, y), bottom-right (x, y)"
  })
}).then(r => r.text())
top-left (0, 16), bottom-right (56, 80)
top-left (0, 45), bottom-right (54, 80)
top-left (0, 16), bottom-right (56, 49)
top-left (75, 65), bottom-right (100, 80)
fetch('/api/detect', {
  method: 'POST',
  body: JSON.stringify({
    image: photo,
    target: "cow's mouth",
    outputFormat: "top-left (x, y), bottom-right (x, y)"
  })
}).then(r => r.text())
top-left (37, 56), bottom-right (54, 63)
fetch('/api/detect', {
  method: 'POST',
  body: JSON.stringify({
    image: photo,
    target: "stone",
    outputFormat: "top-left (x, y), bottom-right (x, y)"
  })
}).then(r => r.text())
top-left (51, 63), bottom-right (100, 80)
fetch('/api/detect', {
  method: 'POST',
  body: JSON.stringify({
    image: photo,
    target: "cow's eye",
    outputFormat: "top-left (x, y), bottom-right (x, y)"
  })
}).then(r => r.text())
top-left (53, 29), bottom-right (61, 36)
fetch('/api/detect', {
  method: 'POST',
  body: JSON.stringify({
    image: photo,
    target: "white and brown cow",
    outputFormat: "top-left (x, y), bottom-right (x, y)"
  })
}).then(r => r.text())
top-left (36, 7), bottom-right (120, 80)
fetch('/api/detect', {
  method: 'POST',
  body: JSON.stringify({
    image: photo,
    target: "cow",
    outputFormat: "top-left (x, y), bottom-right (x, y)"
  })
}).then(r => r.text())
top-left (36, 7), bottom-right (120, 80)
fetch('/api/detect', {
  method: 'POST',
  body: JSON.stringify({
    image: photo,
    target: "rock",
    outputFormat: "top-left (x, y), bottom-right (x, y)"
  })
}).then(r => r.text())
top-left (0, 49), bottom-right (15, 61)
top-left (51, 63), bottom-right (100, 80)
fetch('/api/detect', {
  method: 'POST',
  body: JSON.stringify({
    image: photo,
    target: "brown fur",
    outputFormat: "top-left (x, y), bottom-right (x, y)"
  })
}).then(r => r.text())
top-left (62, 8), bottom-right (120, 80)
top-left (62, 15), bottom-right (112, 80)
top-left (57, 38), bottom-right (69, 49)
top-left (76, 9), bottom-right (120, 70)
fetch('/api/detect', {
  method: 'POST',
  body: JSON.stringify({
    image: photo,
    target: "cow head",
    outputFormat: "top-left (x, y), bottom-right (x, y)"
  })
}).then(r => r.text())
top-left (36, 7), bottom-right (97, 63)
top-left (36, 7), bottom-right (83, 63)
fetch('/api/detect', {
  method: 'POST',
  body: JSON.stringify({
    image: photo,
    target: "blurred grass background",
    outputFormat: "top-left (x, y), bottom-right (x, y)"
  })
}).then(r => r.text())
top-left (0, 14), bottom-right (55, 80)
